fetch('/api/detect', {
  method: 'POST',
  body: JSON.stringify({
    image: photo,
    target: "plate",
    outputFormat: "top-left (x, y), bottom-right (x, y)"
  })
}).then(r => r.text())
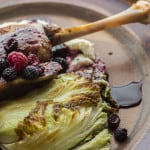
top-left (0, 0), bottom-right (150, 149)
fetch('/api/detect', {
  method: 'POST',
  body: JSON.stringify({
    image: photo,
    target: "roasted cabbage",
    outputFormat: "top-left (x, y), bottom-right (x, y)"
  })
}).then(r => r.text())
top-left (0, 73), bottom-right (112, 150)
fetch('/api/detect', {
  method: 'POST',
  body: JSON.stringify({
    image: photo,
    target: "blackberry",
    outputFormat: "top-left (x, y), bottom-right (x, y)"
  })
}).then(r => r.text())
top-left (114, 127), bottom-right (128, 142)
top-left (2, 67), bottom-right (17, 81)
top-left (52, 44), bottom-right (69, 58)
top-left (52, 57), bottom-right (68, 72)
top-left (0, 58), bottom-right (8, 73)
top-left (108, 113), bottom-right (120, 130)
top-left (22, 65), bottom-right (40, 80)
top-left (4, 38), bottom-right (18, 53)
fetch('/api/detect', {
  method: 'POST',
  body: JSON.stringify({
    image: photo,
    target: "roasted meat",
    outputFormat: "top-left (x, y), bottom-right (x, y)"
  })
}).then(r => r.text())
top-left (0, 20), bottom-right (62, 99)
top-left (0, 20), bottom-right (60, 62)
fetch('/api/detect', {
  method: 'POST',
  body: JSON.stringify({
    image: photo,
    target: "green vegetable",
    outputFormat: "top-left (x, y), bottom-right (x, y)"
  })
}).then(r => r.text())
top-left (0, 73), bottom-right (111, 150)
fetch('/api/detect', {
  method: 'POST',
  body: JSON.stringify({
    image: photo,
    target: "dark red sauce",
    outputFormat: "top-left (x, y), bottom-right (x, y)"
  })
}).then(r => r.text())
top-left (111, 81), bottom-right (142, 108)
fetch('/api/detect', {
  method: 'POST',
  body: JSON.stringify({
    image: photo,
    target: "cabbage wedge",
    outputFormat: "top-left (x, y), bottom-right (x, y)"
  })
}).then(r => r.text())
top-left (0, 73), bottom-right (112, 150)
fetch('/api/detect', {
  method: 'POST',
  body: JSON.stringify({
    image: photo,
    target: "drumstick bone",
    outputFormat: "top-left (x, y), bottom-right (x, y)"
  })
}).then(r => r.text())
top-left (50, 0), bottom-right (150, 45)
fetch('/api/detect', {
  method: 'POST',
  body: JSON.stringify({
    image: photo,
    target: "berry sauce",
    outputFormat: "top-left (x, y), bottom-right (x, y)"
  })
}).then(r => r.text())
top-left (110, 81), bottom-right (142, 108)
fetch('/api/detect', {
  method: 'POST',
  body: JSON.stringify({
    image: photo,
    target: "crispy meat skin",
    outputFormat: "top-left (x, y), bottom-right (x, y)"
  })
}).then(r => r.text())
top-left (0, 20), bottom-right (59, 61)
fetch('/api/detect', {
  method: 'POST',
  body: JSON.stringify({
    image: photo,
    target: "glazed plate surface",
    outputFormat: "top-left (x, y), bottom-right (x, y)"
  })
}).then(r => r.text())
top-left (0, 0), bottom-right (150, 149)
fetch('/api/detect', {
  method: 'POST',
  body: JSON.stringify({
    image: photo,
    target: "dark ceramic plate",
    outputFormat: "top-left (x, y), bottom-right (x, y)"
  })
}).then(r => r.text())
top-left (0, 0), bottom-right (150, 149)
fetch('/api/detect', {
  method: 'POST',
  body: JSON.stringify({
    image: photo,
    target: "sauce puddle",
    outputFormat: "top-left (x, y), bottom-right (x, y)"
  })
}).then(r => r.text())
top-left (110, 81), bottom-right (142, 108)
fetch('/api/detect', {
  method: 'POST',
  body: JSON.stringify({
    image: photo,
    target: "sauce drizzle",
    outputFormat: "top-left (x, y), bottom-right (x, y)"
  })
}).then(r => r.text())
top-left (111, 81), bottom-right (142, 108)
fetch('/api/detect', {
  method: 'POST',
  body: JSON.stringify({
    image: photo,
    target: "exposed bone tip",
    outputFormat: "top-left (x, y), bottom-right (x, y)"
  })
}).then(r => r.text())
top-left (135, 0), bottom-right (150, 24)
top-left (133, 0), bottom-right (150, 11)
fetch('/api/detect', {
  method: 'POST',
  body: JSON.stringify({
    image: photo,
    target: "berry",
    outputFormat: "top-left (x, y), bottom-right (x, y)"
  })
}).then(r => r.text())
top-left (7, 51), bottom-right (28, 73)
top-left (52, 57), bottom-right (68, 72)
top-left (108, 114), bottom-right (120, 130)
top-left (22, 65), bottom-right (40, 80)
top-left (52, 44), bottom-right (69, 58)
top-left (114, 127), bottom-right (128, 142)
top-left (4, 38), bottom-right (18, 53)
top-left (28, 54), bottom-right (39, 66)
top-left (0, 58), bottom-right (8, 73)
top-left (2, 67), bottom-right (17, 81)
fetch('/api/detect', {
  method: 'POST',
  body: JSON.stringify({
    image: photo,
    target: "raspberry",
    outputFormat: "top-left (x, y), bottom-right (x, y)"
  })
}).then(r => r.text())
top-left (7, 51), bottom-right (28, 73)
top-left (28, 54), bottom-right (39, 66)
top-left (2, 67), bottom-right (17, 81)
top-left (0, 58), bottom-right (8, 73)
top-left (22, 65), bottom-right (40, 80)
